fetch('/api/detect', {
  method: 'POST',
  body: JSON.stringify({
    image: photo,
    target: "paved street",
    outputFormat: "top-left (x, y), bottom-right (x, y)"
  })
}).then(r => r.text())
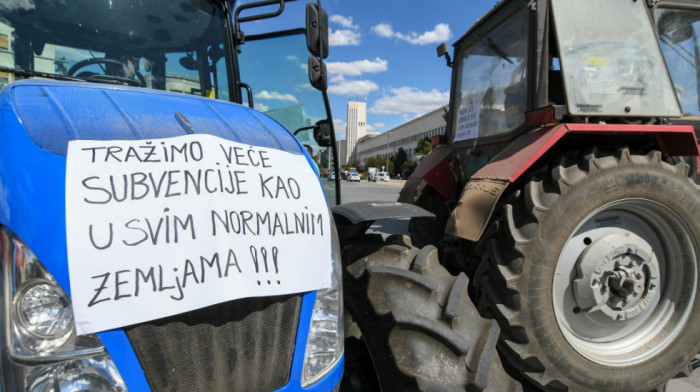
top-left (338, 178), bottom-right (405, 204)
top-left (339, 178), bottom-right (700, 392)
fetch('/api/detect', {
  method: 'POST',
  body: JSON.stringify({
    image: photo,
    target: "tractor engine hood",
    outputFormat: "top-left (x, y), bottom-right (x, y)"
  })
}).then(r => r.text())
top-left (0, 79), bottom-right (304, 293)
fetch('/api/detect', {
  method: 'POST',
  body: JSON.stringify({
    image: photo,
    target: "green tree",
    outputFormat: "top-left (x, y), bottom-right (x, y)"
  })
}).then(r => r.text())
top-left (401, 160), bottom-right (418, 177)
top-left (392, 148), bottom-right (407, 176)
top-left (342, 160), bottom-right (359, 171)
top-left (367, 155), bottom-right (392, 173)
top-left (415, 137), bottom-right (432, 156)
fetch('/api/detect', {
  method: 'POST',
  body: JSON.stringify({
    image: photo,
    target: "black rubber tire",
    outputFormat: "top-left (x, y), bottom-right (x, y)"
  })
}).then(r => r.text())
top-left (342, 235), bottom-right (527, 391)
top-left (476, 148), bottom-right (700, 391)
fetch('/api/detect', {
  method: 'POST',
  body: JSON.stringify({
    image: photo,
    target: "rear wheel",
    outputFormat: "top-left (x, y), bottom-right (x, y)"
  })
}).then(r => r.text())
top-left (477, 148), bottom-right (700, 391)
top-left (342, 235), bottom-right (528, 391)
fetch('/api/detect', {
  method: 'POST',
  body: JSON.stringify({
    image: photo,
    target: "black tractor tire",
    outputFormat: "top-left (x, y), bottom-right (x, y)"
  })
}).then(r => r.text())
top-left (476, 148), bottom-right (700, 391)
top-left (342, 235), bottom-right (528, 391)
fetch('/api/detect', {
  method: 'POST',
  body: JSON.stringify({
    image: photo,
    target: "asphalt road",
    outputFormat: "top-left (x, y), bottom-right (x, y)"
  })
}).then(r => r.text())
top-left (339, 178), bottom-right (700, 392)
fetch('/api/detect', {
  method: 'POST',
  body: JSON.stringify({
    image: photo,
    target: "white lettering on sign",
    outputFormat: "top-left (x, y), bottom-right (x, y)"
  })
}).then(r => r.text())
top-left (454, 103), bottom-right (480, 142)
top-left (65, 134), bottom-right (332, 335)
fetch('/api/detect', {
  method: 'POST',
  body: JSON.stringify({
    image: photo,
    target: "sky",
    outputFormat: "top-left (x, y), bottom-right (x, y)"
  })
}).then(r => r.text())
top-left (318, 0), bottom-right (499, 139)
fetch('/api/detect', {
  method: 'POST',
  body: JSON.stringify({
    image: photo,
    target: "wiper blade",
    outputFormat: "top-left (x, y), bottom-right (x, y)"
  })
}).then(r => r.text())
top-left (0, 66), bottom-right (123, 85)
top-left (475, 35), bottom-right (513, 64)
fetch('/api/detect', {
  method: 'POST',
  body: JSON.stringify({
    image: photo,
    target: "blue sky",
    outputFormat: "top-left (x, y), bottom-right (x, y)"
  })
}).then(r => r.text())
top-left (319, 0), bottom-right (499, 139)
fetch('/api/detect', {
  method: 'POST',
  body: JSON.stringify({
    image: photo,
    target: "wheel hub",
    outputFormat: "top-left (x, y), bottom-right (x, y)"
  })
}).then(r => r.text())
top-left (573, 233), bottom-right (659, 322)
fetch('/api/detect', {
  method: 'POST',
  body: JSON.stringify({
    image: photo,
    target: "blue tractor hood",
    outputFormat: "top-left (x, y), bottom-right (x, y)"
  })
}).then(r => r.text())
top-left (5, 79), bottom-right (301, 156)
top-left (0, 79), bottom-right (304, 295)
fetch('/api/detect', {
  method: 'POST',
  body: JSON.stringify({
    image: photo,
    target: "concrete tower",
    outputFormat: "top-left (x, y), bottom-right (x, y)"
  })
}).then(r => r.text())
top-left (345, 99), bottom-right (367, 166)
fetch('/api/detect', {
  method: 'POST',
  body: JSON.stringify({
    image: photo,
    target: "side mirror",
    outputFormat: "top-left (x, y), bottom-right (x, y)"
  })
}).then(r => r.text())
top-left (308, 55), bottom-right (327, 91)
top-left (437, 42), bottom-right (453, 68)
top-left (306, 2), bottom-right (328, 59)
top-left (437, 42), bottom-right (450, 57)
top-left (314, 120), bottom-right (332, 147)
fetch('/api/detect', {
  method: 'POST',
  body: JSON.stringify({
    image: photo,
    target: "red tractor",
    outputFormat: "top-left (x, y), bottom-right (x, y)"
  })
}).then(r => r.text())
top-left (399, 0), bottom-right (700, 390)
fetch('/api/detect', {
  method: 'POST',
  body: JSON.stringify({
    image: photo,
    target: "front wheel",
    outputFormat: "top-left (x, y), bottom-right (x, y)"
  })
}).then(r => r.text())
top-left (477, 148), bottom-right (700, 391)
top-left (342, 236), bottom-right (528, 391)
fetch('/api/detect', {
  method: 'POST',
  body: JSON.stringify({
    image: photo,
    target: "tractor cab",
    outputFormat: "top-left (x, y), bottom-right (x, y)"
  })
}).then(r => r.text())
top-left (0, 0), bottom-right (340, 204)
top-left (442, 0), bottom-right (700, 149)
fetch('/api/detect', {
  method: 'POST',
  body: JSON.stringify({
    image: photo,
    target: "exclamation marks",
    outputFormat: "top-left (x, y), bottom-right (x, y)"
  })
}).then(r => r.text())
top-left (250, 246), bottom-right (280, 286)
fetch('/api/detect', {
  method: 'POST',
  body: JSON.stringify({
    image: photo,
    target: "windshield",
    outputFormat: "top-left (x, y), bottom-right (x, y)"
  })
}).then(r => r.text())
top-left (451, 7), bottom-right (528, 143)
top-left (0, 0), bottom-right (229, 98)
top-left (656, 7), bottom-right (700, 117)
top-left (237, 31), bottom-right (337, 204)
top-left (551, 0), bottom-right (680, 117)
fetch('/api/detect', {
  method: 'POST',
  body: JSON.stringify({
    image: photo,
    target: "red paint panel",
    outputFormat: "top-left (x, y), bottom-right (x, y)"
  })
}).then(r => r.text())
top-left (409, 145), bottom-right (454, 200)
top-left (472, 125), bottom-right (568, 181)
top-left (472, 123), bottom-right (699, 182)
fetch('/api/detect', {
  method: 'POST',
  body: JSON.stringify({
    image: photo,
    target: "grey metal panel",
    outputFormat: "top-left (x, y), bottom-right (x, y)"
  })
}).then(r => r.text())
top-left (331, 201), bottom-right (434, 225)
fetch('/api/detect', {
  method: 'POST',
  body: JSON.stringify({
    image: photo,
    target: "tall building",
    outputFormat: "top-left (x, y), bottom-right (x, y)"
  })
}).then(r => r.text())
top-left (345, 99), bottom-right (367, 165)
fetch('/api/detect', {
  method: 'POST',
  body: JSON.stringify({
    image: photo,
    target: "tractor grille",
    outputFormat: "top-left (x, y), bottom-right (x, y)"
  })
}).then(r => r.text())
top-left (124, 294), bottom-right (302, 392)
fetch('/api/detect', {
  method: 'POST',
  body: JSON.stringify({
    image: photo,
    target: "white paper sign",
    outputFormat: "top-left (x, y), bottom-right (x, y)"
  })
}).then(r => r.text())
top-left (454, 103), bottom-right (480, 142)
top-left (65, 134), bottom-right (332, 335)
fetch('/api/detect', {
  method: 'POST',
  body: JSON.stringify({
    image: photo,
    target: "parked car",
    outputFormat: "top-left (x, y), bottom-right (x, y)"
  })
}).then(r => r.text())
top-left (376, 172), bottom-right (390, 181)
top-left (328, 172), bottom-right (336, 181)
top-left (347, 173), bottom-right (361, 182)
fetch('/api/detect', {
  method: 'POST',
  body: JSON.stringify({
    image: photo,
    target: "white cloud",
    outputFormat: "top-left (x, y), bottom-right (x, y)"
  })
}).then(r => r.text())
top-left (333, 118), bottom-right (346, 140)
top-left (330, 75), bottom-right (345, 83)
top-left (371, 23), bottom-right (451, 46)
top-left (330, 15), bottom-right (358, 30)
top-left (296, 82), bottom-right (316, 91)
top-left (255, 102), bottom-right (270, 112)
top-left (254, 90), bottom-right (298, 103)
top-left (370, 87), bottom-right (449, 115)
top-left (372, 23), bottom-right (394, 38)
top-left (366, 123), bottom-right (387, 132)
top-left (329, 14), bottom-right (361, 46)
top-left (329, 29), bottom-right (361, 46)
top-left (286, 55), bottom-right (299, 62)
top-left (0, 0), bottom-right (35, 11)
top-left (326, 57), bottom-right (388, 77)
top-left (328, 80), bottom-right (379, 96)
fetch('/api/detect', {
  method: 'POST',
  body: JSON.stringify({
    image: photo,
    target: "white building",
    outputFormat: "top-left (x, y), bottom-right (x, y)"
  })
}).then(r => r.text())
top-left (356, 106), bottom-right (447, 165)
top-left (343, 99), bottom-right (367, 165)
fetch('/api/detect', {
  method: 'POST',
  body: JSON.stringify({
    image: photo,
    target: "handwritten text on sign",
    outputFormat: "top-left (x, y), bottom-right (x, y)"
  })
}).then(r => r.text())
top-left (454, 103), bottom-right (480, 142)
top-left (65, 134), bottom-right (332, 335)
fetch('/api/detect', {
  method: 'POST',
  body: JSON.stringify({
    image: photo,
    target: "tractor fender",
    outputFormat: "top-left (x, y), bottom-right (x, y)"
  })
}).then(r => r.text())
top-left (397, 144), bottom-right (454, 204)
top-left (331, 201), bottom-right (434, 241)
top-left (446, 123), bottom-right (700, 242)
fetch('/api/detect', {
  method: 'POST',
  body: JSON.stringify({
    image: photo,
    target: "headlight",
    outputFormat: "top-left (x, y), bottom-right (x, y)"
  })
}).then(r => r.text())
top-left (301, 216), bottom-right (344, 387)
top-left (14, 280), bottom-right (74, 352)
top-left (1, 227), bottom-right (127, 391)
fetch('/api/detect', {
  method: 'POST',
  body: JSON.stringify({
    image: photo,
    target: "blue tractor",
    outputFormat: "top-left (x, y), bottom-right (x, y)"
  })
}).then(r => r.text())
top-left (0, 1), bottom-right (344, 390)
